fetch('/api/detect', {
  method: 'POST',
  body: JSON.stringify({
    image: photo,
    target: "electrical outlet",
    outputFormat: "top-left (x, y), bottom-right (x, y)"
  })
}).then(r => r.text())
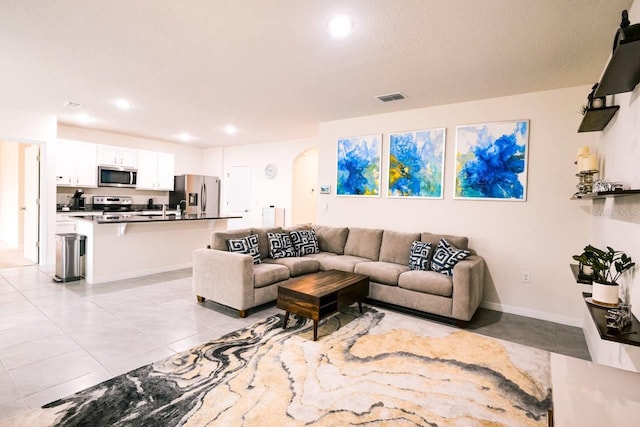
top-left (522, 271), bottom-right (531, 283)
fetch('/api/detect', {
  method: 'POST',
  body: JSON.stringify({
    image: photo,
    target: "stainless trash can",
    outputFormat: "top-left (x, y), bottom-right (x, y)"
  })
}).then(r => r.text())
top-left (53, 233), bottom-right (86, 282)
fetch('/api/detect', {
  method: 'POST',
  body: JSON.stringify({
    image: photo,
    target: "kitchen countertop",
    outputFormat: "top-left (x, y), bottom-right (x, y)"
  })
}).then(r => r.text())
top-left (74, 213), bottom-right (241, 224)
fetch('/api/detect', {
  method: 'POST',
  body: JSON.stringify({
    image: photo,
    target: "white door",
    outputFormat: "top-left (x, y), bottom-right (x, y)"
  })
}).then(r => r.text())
top-left (292, 147), bottom-right (318, 224)
top-left (23, 145), bottom-right (39, 263)
top-left (227, 166), bottom-right (251, 229)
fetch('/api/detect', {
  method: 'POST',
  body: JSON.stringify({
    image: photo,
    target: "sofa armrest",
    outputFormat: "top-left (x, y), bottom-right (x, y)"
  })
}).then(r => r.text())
top-left (451, 255), bottom-right (485, 321)
top-left (192, 248), bottom-right (254, 311)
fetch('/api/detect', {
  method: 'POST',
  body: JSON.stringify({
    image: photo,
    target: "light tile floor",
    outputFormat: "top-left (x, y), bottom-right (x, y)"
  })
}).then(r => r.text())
top-left (0, 265), bottom-right (590, 423)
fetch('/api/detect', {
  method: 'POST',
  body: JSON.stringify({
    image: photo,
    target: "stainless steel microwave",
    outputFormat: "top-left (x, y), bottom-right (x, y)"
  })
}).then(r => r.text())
top-left (98, 165), bottom-right (138, 188)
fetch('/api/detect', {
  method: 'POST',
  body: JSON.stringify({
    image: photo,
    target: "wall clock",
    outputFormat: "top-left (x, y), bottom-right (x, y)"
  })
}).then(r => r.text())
top-left (264, 163), bottom-right (278, 179)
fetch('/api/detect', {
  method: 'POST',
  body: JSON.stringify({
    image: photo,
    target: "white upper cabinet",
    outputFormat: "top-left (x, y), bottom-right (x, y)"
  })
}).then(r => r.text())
top-left (97, 145), bottom-right (138, 168)
top-left (136, 150), bottom-right (175, 191)
top-left (55, 139), bottom-right (98, 187)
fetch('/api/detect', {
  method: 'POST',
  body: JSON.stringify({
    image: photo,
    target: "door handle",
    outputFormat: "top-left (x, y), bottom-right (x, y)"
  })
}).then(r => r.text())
top-left (20, 207), bottom-right (27, 211)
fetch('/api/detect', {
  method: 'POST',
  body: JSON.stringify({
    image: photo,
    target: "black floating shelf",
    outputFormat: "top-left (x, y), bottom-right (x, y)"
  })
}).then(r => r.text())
top-left (594, 38), bottom-right (640, 97)
top-left (571, 189), bottom-right (640, 200)
top-left (577, 106), bottom-right (620, 132)
top-left (570, 264), bottom-right (593, 284)
top-left (582, 292), bottom-right (640, 347)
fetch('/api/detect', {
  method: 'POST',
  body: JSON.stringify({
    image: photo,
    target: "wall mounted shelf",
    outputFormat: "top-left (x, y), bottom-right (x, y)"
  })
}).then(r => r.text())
top-left (594, 37), bottom-right (640, 97)
top-left (577, 106), bottom-right (620, 132)
top-left (570, 263), bottom-right (593, 284)
top-left (570, 265), bottom-right (640, 347)
top-left (582, 292), bottom-right (640, 347)
top-left (571, 189), bottom-right (640, 200)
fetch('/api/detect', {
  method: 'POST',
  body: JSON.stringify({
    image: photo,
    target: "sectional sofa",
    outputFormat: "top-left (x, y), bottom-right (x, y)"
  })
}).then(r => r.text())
top-left (192, 225), bottom-right (485, 325)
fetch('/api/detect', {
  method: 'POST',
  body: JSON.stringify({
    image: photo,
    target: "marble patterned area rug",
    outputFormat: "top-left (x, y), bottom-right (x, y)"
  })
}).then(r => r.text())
top-left (17, 307), bottom-right (551, 426)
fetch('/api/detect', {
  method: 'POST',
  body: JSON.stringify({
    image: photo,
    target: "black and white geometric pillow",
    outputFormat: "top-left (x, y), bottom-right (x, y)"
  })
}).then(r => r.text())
top-left (290, 229), bottom-right (319, 256)
top-left (226, 234), bottom-right (262, 264)
top-left (267, 232), bottom-right (297, 259)
top-left (408, 241), bottom-right (432, 271)
top-left (430, 238), bottom-right (470, 276)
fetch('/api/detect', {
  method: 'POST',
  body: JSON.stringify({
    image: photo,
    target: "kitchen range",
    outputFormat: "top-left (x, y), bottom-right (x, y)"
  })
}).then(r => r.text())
top-left (89, 196), bottom-right (183, 222)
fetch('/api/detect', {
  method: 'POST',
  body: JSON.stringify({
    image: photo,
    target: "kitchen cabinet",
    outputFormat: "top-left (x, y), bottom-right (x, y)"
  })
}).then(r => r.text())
top-left (136, 150), bottom-right (175, 191)
top-left (56, 139), bottom-right (98, 187)
top-left (97, 145), bottom-right (138, 168)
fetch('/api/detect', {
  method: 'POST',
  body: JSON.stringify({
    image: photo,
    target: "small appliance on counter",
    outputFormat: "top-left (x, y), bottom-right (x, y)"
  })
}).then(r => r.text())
top-left (170, 174), bottom-right (220, 216)
top-left (70, 189), bottom-right (85, 210)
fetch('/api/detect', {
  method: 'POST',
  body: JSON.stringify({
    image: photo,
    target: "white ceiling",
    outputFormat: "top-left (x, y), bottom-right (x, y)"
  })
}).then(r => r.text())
top-left (0, 0), bottom-right (633, 147)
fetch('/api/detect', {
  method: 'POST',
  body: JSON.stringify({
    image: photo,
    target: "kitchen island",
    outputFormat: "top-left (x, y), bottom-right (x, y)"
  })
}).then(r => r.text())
top-left (65, 213), bottom-right (240, 284)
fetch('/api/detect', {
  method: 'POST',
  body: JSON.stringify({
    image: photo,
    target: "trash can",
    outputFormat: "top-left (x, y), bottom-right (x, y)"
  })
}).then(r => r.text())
top-left (53, 233), bottom-right (86, 282)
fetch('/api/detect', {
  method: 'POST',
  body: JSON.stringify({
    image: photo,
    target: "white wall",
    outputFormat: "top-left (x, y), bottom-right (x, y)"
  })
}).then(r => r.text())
top-left (587, 1), bottom-right (640, 371)
top-left (215, 137), bottom-right (318, 227)
top-left (0, 105), bottom-right (57, 265)
top-left (317, 85), bottom-right (598, 326)
top-left (0, 141), bottom-right (20, 247)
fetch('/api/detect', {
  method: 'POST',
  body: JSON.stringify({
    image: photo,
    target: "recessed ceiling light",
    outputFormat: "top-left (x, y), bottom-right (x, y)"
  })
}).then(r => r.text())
top-left (223, 125), bottom-right (238, 135)
top-left (328, 15), bottom-right (353, 39)
top-left (75, 113), bottom-right (91, 123)
top-left (177, 133), bottom-right (192, 142)
top-left (114, 98), bottom-right (132, 110)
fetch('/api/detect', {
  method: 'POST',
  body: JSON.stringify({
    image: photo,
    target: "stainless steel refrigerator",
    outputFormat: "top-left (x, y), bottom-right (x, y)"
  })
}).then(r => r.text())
top-left (170, 174), bottom-right (220, 216)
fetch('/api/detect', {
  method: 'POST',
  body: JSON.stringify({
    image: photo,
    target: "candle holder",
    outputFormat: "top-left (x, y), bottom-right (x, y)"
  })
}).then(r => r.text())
top-left (575, 170), bottom-right (598, 195)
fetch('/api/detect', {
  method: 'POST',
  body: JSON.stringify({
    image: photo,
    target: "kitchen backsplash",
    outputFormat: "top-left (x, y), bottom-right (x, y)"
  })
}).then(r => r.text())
top-left (57, 187), bottom-right (170, 208)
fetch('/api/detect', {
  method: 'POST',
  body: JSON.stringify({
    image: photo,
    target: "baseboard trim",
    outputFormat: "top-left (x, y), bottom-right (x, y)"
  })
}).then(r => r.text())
top-left (480, 301), bottom-right (583, 328)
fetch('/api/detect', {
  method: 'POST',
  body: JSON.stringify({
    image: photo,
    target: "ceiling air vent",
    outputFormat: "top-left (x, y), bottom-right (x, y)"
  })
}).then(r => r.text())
top-left (376, 92), bottom-right (406, 102)
top-left (63, 101), bottom-right (83, 109)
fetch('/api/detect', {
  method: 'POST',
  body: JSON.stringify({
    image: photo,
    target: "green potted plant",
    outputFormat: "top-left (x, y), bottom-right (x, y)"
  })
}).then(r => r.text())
top-left (573, 245), bottom-right (635, 306)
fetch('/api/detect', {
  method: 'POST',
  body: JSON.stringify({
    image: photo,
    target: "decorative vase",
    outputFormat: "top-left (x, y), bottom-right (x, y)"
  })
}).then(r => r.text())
top-left (592, 281), bottom-right (620, 306)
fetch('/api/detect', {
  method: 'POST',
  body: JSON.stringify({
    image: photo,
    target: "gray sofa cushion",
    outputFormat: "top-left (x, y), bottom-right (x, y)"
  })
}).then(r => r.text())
top-left (211, 228), bottom-right (251, 251)
top-left (302, 251), bottom-right (338, 260)
top-left (315, 255), bottom-right (370, 272)
top-left (253, 263), bottom-right (290, 288)
top-left (398, 270), bottom-right (453, 297)
top-left (263, 257), bottom-right (319, 277)
top-left (344, 227), bottom-right (383, 260)
top-left (421, 232), bottom-right (468, 250)
top-left (379, 230), bottom-right (421, 265)
top-left (354, 261), bottom-right (409, 286)
top-left (251, 227), bottom-right (283, 259)
top-left (312, 225), bottom-right (349, 254)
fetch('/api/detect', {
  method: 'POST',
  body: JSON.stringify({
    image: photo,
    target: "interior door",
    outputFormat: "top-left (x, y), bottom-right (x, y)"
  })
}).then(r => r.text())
top-left (227, 166), bottom-right (251, 229)
top-left (23, 145), bottom-right (39, 263)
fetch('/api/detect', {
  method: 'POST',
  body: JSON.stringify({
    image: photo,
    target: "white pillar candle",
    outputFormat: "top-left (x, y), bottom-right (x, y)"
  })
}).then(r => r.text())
top-left (577, 146), bottom-right (590, 158)
top-left (582, 154), bottom-right (598, 171)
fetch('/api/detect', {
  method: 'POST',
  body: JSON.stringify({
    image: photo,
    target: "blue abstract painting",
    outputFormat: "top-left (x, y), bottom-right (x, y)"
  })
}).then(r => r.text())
top-left (337, 135), bottom-right (381, 196)
top-left (388, 128), bottom-right (445, 198)
top-left (455, 120), bottom-right (529, 200)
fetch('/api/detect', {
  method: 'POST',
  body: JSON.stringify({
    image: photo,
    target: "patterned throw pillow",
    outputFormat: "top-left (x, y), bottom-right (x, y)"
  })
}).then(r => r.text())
top-left (267, 232), bottom-right (296, 259)
top-left (408, 241), bottom-right (432, 271)
top-left (289, 229), bottom-right (320, 256)
top-left (226, 234), bottom-right (261, 264)
top-left (430, 238), bottom-right (470, 276)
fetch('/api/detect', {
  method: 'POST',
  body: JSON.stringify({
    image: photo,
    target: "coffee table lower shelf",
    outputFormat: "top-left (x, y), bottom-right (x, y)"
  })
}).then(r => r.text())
top-left (277, 270), bottom-right (369, 341)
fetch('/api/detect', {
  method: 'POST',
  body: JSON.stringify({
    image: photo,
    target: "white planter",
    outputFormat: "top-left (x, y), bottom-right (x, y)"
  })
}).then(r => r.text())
top-left (592, 281), bottom-right (620, 306)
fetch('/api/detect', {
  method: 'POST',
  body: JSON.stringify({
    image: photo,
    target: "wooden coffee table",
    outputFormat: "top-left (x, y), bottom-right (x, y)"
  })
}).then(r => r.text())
top-left (277, 269), bottom-right (369, 341)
